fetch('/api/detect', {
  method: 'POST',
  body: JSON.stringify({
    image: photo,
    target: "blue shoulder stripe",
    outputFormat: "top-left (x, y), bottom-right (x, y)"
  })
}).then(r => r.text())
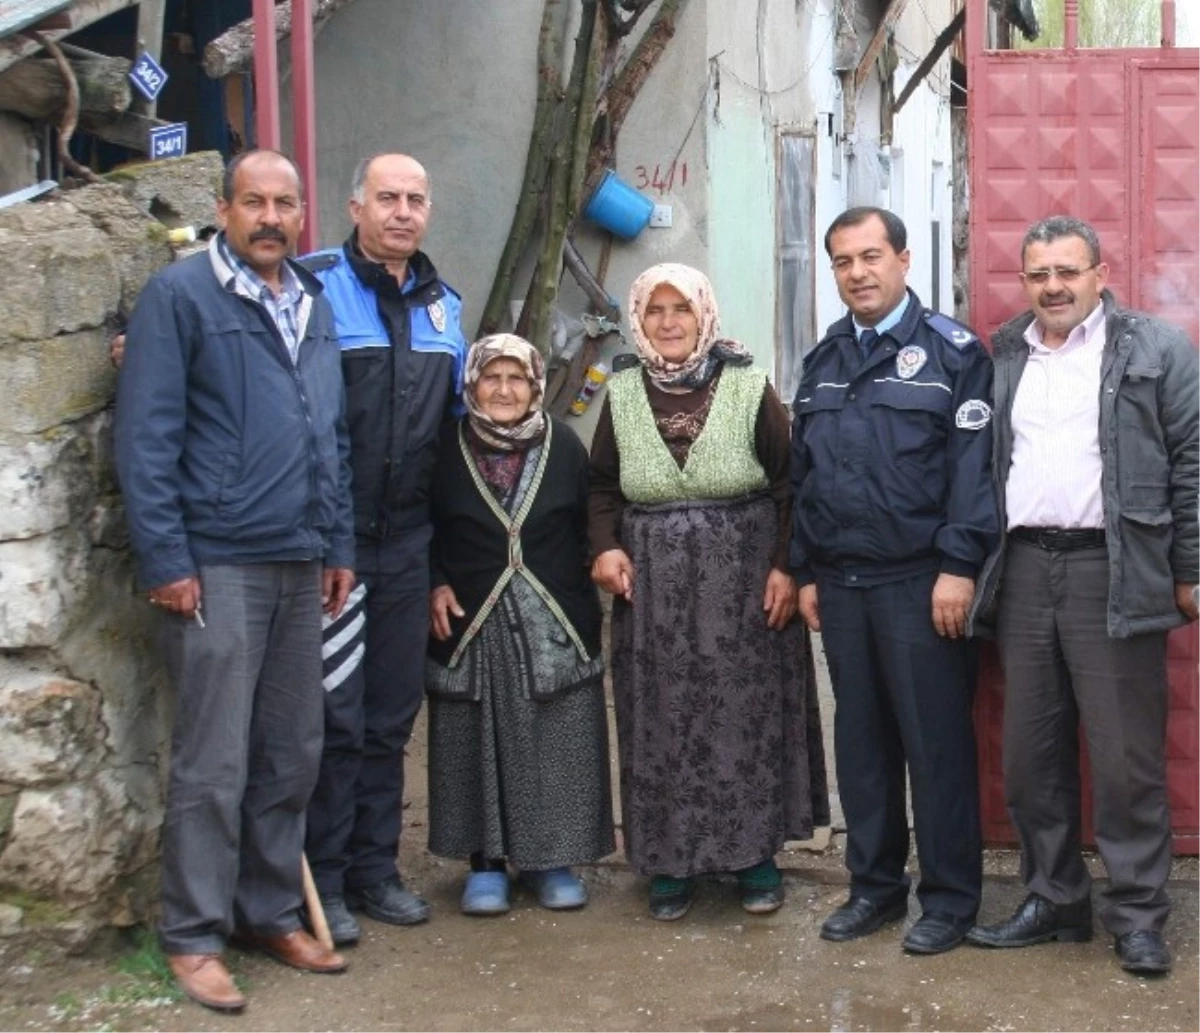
top-left (924, 311), bottom-right (979, 349)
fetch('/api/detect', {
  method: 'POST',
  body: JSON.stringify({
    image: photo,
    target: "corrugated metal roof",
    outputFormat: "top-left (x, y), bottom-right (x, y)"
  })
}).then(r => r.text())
top-left (0, 1), bottom-right (75, 40)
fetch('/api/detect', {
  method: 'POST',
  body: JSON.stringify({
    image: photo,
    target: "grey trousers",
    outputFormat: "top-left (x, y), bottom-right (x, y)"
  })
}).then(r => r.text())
top-left (996, 541), bottom-right (1171, 936)
top-left (158, 561), bottom-right (325, 956)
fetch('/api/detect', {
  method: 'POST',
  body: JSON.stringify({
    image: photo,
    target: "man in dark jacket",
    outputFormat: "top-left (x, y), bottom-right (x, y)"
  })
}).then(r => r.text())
top-left (115, 150), bottom-right (355, 1012)
top-left (791, 206), bottom-right (998, 955)
top-left (299, 153), bottom-right (467, 943)
top-left (967, 216), bottom-right (1198, 975)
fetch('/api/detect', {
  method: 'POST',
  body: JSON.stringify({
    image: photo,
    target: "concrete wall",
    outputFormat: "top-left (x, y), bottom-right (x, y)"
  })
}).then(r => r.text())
top-left (301, 0), bottom-right (958, 413)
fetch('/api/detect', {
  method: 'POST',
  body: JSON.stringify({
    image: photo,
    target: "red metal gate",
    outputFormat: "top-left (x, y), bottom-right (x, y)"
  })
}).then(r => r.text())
top-left (966, 0), bottom-right (1199, 853)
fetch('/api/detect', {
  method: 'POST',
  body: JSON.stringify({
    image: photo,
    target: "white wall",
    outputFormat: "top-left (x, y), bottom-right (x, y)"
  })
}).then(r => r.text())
top-left (302, 0), bottom-right (959, 399)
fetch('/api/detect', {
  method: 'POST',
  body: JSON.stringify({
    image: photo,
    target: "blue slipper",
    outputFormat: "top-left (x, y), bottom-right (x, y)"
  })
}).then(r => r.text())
top-left (461, 871), bottom-right (510, 916)
top-left (520, 868), bottom-right (588, 910)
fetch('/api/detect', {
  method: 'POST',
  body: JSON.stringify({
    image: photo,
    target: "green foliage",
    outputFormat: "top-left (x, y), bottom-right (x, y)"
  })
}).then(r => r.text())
top-left (0, 890), bottom-right (70, 925)
top-left (1017, 0), bottom-right (1162, 49)
top-left (109, 928), bottom-right (182, 1004)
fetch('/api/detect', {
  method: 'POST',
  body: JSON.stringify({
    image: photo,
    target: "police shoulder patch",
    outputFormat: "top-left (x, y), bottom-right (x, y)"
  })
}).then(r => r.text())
top-left (428, 299), bottom-right (447, 333)
top-left (925, 311), bottom-right (978, 349)
top-left (296, 249), bottom-right (341, 273)
top-left (955, 399), bottom-right (992, 430)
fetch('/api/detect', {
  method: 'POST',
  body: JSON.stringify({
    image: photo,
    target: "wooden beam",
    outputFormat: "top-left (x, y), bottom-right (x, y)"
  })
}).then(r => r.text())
top-left (891, 5), bottom-right (964, 116)
top-left (0, 52), bottom-right (131, 119)
top-left (0, 1), bottom-right (73, 38)
top-left (0, 0), bottom-right (138, 74)
top-left (130, 0), bottom-right (167, 118)
top-left (854, 0), bottom-right (911, 90)
top-left (202, 0), bottom-right (356, 79)
top-left (78, 108), bottom-right (171, 151)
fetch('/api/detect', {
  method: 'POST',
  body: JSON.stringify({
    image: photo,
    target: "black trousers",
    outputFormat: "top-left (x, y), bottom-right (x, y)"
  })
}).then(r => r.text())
top-left (306, 531), bottom-right (431, 896)
top-left (817, 570), bottom-right (982, 920)
top-left (996, 541), bottom-right (1171, 936)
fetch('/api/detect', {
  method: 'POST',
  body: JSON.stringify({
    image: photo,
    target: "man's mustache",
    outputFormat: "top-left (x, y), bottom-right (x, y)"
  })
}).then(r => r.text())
top-left (250, 227), bottom-right (288, 244)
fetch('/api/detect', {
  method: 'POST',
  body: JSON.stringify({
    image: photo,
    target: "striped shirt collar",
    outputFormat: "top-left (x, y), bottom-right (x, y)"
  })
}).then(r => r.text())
top-left (1023, 300), bottom-right (1106, 355)
top-left (209, 231), bottom-right (310, 362)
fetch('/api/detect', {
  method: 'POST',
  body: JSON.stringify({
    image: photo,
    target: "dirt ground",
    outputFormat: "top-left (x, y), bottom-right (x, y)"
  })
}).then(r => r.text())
top-left (1, 640), bottom-right (1196, 1032)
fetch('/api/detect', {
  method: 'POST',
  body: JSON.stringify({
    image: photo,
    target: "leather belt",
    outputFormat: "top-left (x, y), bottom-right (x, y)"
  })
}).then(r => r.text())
top-left (1009, 526), bottom-right (1107, 551)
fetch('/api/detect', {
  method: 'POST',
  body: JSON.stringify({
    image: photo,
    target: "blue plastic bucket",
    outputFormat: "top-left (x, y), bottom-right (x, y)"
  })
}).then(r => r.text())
top-left (583, 169), bottom-right (654, 240)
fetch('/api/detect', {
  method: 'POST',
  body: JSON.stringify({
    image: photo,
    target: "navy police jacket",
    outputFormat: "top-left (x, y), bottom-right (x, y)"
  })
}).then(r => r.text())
top-left (301, 237), bottom-right (466, 540)
top-left (789, 291), bottom-right (999, 587)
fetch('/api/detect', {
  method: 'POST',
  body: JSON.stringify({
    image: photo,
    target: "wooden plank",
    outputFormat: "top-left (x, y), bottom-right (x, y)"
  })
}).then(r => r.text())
top-left (854, 0), bottom-right (911, 90)
top-left (892, 5), bottom-right (965, 115)
top-left (130, 0), bottom-right (166, 117)
top-left (0, 0), bottom-right (137, 74)
top-left (78, 109), bottom-right (171, 151)
top-left (0, 1), bottom-right (73, 39)
top-left (202, 0), bottom-right (356, 79)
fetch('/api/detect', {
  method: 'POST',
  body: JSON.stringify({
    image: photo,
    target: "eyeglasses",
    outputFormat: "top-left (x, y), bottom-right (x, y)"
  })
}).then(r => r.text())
top-left (1020, 264), bottom-right (1098, 285)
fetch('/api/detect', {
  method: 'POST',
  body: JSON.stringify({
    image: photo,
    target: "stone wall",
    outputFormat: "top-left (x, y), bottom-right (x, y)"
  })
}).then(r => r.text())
top-left (0, 152), bottom-right (222, 951)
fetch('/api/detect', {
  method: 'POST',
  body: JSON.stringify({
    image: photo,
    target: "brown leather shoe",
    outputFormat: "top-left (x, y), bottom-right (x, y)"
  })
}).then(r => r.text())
top-left (168, 954), bottom-right (246, 1012)
top-left (234, 928), bottom-right (347, 973)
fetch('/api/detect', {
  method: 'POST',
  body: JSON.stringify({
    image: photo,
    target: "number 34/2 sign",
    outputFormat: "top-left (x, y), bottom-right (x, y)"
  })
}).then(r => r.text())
top-left (129, 51), bottom-right (169, 102)
top-left (149, 123), bottom-right (188, 161)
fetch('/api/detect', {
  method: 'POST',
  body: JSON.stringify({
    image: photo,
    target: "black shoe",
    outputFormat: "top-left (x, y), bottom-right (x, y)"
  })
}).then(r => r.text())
top-left (1114, 931), bottom-right (1172, 975)
top-left (966, 893), bottom-right (1092, 948)
top-left (902, 911), bottom-right (974, 955)
top-left (346, 875), bottom-right (431, 926)
top-left (649, 876), bottom-right (695, 921)
top-left (819, 896), bottom-right (908, 942)
top-left (313, 894), bottom-right (360, 947)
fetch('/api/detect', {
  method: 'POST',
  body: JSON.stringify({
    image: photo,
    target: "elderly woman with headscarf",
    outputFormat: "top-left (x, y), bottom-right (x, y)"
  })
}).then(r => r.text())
top-left (426, 334), bottom-right (614, 916)
top-left (589, 263), bottom-right (829, 921)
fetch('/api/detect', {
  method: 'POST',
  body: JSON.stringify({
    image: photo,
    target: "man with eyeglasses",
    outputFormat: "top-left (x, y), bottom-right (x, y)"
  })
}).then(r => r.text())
top-left (967, 215), bottom-right (1198, 975)
top-left (790, 206), bottom-right (998, 955)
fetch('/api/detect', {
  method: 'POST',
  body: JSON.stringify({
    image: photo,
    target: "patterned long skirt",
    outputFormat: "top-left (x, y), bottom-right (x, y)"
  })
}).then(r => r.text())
top-left (612, 493), bottom-right (829, 878)
top-left (427, 580), bottom-right (615, 870)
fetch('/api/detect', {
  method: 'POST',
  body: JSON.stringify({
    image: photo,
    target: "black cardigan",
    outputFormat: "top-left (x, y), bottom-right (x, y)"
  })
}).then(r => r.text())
top-left (428, 417), bottom-right (602, 666)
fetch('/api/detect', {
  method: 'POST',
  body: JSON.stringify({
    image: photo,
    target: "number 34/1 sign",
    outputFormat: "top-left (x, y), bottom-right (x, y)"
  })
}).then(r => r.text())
top-left (149, 123), bottom-right (188, 161)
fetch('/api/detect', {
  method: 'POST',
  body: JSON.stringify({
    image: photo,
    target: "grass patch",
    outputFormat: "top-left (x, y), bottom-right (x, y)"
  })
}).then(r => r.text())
top-left (108, 929), bottom-right (181, 1004)
top-left (0, 890), bottom-right (70, 925)
top-left (52, 992), bottom-right (81, 1019)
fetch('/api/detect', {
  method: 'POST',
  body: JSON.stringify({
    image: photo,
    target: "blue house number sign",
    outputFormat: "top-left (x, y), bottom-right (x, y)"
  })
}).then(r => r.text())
top-left (149, 123), bottom-right (188, 161)
top-left (129, 51), bottom-right (169, 102)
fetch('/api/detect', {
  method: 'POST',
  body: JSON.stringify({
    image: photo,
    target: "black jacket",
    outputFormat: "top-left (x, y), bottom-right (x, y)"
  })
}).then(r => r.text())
top-left (303, 235), bottom-right (466, 540)
top-left (789, 291), bottom-right (999, 586)
top-left (428, 418), bottom-right (602, 667)
top-left (970, 291), bottom-right (1198, 638)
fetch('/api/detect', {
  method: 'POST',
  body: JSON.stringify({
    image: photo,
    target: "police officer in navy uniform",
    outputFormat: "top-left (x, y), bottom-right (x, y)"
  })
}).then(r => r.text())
top-left (791, 207), bottom-right (998, 954)
top-left (299, 153), bottom-right (467, 944)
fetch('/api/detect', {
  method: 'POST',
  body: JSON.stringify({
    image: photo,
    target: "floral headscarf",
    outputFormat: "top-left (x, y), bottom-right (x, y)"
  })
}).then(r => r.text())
top-left (628, 263), bottom-right (753, 391)
top-left (463, 333), bottom-right (547, 451)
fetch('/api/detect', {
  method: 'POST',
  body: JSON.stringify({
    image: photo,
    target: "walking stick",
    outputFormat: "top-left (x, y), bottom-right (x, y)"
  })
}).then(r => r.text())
top-left (301, 853), bottom-right (334, 951)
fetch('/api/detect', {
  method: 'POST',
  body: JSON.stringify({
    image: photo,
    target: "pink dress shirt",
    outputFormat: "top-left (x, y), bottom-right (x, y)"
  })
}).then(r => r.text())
top-left (1005, 303), bottom-right (1107, 530)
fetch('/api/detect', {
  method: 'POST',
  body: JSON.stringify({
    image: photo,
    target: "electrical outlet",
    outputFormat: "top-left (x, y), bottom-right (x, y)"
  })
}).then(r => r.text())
top-left (650, 204), bottom-right (673, 228)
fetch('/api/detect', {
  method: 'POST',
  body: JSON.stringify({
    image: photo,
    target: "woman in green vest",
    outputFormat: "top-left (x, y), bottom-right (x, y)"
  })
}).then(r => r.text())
top-left (427, 334), bottom-right (614, 917)
top-left (589, 263), bottom-right (828, 921)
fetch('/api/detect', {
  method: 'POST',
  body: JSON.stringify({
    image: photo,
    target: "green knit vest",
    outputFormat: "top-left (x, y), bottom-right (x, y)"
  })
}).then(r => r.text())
top-left (608, 364), bottom-right (770, 504)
